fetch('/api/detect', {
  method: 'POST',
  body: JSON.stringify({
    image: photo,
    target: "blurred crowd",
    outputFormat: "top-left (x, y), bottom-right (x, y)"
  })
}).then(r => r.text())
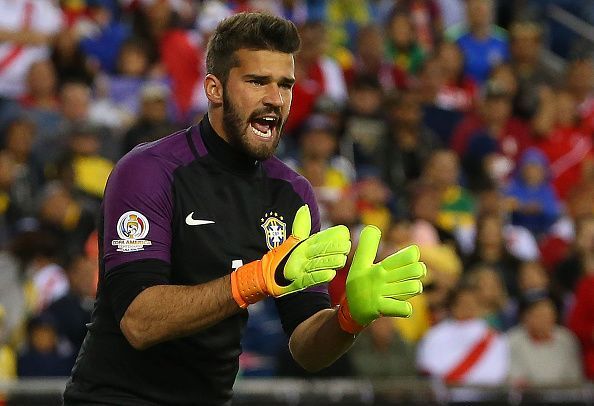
top-left (0, 0), bottom-right (593, 391)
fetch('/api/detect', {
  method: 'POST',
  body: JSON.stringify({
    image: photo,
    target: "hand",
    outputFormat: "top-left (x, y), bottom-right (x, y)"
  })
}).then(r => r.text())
top-left (338, 225), bottom-right (426, 334)
top-left (231, 205), bottom-right (351, 308)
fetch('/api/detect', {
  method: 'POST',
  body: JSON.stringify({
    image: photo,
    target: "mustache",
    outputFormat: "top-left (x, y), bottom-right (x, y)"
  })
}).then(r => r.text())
top-left (248, 107), bottom-right (283, 123)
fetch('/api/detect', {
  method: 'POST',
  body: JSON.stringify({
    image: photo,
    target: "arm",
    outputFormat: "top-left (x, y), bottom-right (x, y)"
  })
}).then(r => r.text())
top-left (119, 205), bottom-right (350, 350)
top-left (288, 307), bottom-right (355, 372)
top-left (288, 226), bottom-right (426, 371)
top-left (120, 275), bottom-right (239, 350)
top-left (0, 30), bottom-right (55, 46)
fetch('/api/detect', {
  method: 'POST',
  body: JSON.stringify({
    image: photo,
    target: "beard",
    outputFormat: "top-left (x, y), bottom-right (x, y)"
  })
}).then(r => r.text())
top-left (222, 92), bottom-right (283, 161)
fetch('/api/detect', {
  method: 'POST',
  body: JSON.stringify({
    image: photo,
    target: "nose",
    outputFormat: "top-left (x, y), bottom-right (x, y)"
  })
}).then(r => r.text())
top-left (262, 84), bottom-right (284, 108)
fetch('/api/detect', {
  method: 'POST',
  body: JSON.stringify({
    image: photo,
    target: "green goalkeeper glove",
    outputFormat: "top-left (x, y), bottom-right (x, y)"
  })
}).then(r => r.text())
top-left (338, 225), bottom-right (426, 334)
top-left (231, 205), bottom-right (351, 308)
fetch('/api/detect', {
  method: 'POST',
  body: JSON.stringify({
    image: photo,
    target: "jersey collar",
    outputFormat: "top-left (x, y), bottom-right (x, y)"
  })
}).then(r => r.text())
top-left (199, 115), bottom-right (260, 174)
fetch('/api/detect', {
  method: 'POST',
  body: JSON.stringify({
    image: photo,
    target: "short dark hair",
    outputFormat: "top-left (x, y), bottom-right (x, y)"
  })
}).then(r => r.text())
top-left (206, 12), bottom-right (300, 84)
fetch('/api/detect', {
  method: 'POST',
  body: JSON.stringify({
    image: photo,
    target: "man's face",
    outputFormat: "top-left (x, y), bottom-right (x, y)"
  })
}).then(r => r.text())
top-left (222, 49), bottom-right (295, 160)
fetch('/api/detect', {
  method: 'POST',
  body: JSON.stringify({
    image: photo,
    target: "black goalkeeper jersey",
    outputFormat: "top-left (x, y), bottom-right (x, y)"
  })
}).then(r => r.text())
top-left (63, 116), bottom-right (330, 406)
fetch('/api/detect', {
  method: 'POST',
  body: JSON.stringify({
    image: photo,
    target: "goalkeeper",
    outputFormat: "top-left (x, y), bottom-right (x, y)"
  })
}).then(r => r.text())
top-left (64, 12), bottom-right (425, 406)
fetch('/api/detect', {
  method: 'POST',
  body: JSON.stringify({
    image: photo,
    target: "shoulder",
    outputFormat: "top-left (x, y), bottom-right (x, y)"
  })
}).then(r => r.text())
top-left (262, 156), bottom-right (315, 198)
top-left (110, 127), bottom-right (197, 186)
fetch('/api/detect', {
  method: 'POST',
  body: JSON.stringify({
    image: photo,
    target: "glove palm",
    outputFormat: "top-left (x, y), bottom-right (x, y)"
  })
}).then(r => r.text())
top-left (339, 226), bottom-right (426, 332)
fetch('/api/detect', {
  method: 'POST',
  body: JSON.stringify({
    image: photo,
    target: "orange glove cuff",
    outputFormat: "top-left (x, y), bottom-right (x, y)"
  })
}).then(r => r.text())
top-left (337, 297), bottom-right (365, 334)
top-left (230, 260), bottom-right (268, 308)
top-left (230, 235), bottom-right (302, 308)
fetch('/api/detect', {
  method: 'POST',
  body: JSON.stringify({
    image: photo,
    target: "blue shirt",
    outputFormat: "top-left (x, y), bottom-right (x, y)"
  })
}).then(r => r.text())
top-left (454, 27), bottom-right (509, 84)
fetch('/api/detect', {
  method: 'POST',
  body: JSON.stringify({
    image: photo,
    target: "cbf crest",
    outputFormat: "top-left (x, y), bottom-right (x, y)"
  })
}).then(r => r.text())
top-left (261, 211), bottom-right (286, 250)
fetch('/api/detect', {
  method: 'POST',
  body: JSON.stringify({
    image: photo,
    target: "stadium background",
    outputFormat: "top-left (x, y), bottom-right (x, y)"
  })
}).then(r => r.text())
top-left (0, 0), bottom-right (593, 404)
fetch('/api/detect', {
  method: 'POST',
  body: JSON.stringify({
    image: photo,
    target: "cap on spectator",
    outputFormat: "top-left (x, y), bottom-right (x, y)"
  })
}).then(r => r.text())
top-left (140, 83), bottom-right (170, 102)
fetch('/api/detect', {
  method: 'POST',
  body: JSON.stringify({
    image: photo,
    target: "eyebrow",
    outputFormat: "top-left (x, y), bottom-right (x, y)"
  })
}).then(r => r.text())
top-left (242, 74), bottom-right (296, 85)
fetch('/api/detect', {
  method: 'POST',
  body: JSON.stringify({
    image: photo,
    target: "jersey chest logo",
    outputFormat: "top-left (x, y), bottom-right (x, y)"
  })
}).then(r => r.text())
top-left (261, 211), bottom-right (286, 250)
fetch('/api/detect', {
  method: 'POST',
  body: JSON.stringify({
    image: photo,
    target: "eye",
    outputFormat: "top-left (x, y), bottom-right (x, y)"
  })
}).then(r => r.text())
top-left (280, 83), bottom-right (294, 90)
top-left (248, 79), bottom-right (264, 86)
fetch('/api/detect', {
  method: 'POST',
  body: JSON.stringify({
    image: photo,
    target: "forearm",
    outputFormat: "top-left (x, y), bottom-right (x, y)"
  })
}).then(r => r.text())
top-left (0, 30), bottom-right (53, 46)
top-left (120, 274), bottom-right (239, 350)
top-left (288, 307), bottom-right (357, 372)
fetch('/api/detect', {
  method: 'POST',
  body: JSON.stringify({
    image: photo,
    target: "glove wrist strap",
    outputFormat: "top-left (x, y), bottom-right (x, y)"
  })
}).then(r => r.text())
top-left (231, 260), bottom-right (268, 308)
top-left (337, 297), bottom-right (365, 334)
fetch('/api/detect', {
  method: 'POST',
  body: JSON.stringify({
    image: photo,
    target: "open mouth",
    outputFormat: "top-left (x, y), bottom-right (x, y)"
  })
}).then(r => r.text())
top-left (249, 115), bottom-right (280, 140)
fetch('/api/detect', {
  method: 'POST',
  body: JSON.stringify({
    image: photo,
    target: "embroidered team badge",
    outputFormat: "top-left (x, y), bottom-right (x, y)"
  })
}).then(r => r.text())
top-left (261, 211), bottom-right (286, 250)
top-left (111, 211), bottom-right (152, 252)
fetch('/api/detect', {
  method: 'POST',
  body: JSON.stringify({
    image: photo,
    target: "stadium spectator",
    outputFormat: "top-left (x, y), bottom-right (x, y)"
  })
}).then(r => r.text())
top-left (131, 0), bottom-right (203, 120)
top-left (554, 215), bottom-right (594, 295)
top-left (465, 213), bottom-right (522, 297)
top-left (567, 259), bottom-right (594, 381)
top-left (434, 41), bottom-right (477, 112)
top-left (288, 115), bottom-right (354, 229)
top-left (422, 149), bottom-right (475, 235)
top-left (417, 285), bottom-right (509, 385)
top-left (453, 81), bottom-right (531, 189)
top-left (340, 74), bottom-right (387, 170)
top-left (122, 82), bottom-right (177, 154)
top-left (42, 254), bottom-right (95, 354)
top-left (508, 21), bottom-right (559, 119)
top-left (448, 0), bottom-right (509, 84)
top-left (533, 90), bottom-right (593, 200)
top-left (349, 316), bottom-right (416, 378)
top-left (287, 21), bottom-right (347, 134)
top-left (377, 90), bottom-right (440, 214)
top-left (465, 264), bottom-right (512, 331)
top-left (508, 293), bottom-right (584, 387)
top-left (50, 28), bottom-right (95, 87)
top-left (0, 0), bottom-right (64, 99)
top-left (503, 147), bottom-right (561, 238)
top-left (10, 230), bottom-right (69, 316)
top-left (78, 0), bottom-right (131, 74)
top-left (17, 314), bottom-right (74, 377)
top-left (343, 24), bottom-right (406, 90)
top-left (385, 11), bottom-right (425, 77)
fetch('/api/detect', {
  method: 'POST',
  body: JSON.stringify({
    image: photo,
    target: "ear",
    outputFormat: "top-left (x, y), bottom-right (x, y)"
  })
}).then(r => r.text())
top-left (204, 74), bottom-right (224, 105)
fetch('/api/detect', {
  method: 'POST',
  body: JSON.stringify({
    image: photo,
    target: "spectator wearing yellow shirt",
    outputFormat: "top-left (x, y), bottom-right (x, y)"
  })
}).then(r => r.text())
top-left (422, 149), bottom-right (475, 234)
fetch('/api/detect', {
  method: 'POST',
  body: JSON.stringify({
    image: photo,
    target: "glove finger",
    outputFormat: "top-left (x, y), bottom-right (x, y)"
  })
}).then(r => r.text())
top-left (305, 238), bottom-right (351, 258)
top-left (380, 245), bottom-right (420, 271)
top-left (380, 280), bottom-right (423, 300)
top-left (384, 262), bottom-right (427, 283)
top-left (305, 254), bottom-right (347, 272)
top-left (291, 205), bottom-right (311, 240)
top-left (304, 269), bottom-right (337, 284)
top-left (378, 297), bottom-right (413, 318)
top-left (351, 225), bottom-right (381, 272)
top-left (306, 225), bottom-right (349, 246)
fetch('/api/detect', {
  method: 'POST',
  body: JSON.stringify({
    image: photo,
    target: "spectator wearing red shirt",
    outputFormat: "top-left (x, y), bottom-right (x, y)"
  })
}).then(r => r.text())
top-left (451, 81), bottom-right (531, 189)
top-left (533, 90), bottom-right (593, 200)
top-left (567, 217), bottom-right (594, 379)
top-left (286, 21), bottom-right (347, 135)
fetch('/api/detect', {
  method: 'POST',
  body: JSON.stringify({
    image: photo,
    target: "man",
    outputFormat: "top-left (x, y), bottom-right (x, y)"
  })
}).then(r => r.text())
top-left (63, 13), bottom-right (425, 405)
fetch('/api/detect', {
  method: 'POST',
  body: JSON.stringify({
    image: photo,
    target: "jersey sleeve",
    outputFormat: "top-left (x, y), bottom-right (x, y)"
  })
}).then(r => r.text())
top-left (102, 150), bottom-right (174, 275)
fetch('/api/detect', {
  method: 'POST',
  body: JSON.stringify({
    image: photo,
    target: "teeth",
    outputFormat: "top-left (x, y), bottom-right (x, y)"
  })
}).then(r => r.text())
top-left (263, 117), bottom-right (275, 122)
top-left (250, 124), bottom-right (272, 138)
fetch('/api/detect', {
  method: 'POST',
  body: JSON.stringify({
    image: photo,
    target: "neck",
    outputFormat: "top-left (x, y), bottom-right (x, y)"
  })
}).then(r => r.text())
top-left (207, 108), bottom-right (229, 144)
top-left (471, 24), bottom-right (490, 40)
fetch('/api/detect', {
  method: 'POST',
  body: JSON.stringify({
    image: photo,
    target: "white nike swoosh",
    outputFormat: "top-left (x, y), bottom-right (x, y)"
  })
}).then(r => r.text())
top-left (185, 212), bottom-right (215, 226)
